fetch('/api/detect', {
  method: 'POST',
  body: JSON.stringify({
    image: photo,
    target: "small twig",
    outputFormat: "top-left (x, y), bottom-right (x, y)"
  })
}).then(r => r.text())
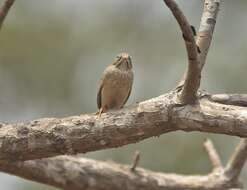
top-left (0, 0), bottom-right (15, 30)
top-left (203, 138), bottom-right (223, 170)
top-left (197, 0), bottom-right (221, 70)
top-left (163, 0), bottom-right (201, 104)
top-left (130, 151), bottom-right (140, 172)
top-left (224, 139), bottom-right (247, 180)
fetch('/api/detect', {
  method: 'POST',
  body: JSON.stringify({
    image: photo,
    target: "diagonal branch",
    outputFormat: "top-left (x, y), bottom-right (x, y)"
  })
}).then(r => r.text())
top-left (130, 151), bottom-right (140, 171)
top-left (163, 0), bottom-right (201, 104)
top-left (197, 0), bottom-right (221, 70)
top-left (1, 93), bottom-right (247, 162)
top-left (0, 0), bottom-right (15, 30)
top-left (0, 139), bottom-right (245, 190)
top-left (225, 139), bottom-right (247, 180)
top-left (204, 138), bottom-right (223, 171)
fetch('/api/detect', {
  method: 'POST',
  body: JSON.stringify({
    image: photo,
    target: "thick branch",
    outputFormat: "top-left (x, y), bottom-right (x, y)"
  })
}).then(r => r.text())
top-left (1, 139), bottom-right (245, 190)
top-left (0, 0), bottom-right (15, 30)
top-left (1, 93), bottom-right (247, 162)
top-left (0, 155), bottom-right (242, 190)
top-left (163, 0), bottom-right (201, 104)
top-left (197, 0), bottom-right (221, 70)
top-left (0, 1), bottom-right (244, 189)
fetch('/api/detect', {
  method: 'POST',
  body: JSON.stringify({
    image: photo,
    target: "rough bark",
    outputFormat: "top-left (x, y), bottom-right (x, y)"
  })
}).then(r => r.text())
top-left (0, 154), bottom-right (242, 190)
top-left (1, 156), bottom-right (235, 190)
top-left (0, 93), bottom-right (247, 162)
top-left (1, 139), bottom-right (245, 190)
top-left (0, 1), bottom-right (246, 190)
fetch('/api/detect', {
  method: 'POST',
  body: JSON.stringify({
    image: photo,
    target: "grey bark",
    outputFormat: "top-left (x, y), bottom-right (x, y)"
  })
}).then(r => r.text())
top-left (1, 93), bottom-right (247, 162)
top-left (0, 155), bottom-right (242, 190)
top-left (0, 1), bottom-right (246, 190)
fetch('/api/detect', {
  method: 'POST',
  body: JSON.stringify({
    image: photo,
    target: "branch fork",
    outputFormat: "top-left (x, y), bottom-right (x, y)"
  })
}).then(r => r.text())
top-left (0, 1), bottom-right (247, 190)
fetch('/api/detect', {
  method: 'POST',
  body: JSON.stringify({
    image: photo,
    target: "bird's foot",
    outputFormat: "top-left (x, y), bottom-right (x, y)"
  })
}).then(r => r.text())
top-left (96, 107), bottom-right (105, 117)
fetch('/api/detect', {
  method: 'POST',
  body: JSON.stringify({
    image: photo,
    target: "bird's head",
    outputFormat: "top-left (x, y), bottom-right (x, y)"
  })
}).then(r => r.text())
top-left (113, 53), bottom-right (132, 71)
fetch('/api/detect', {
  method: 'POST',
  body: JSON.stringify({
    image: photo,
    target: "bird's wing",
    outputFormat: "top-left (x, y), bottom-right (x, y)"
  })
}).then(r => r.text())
top-left (123, 73), bottom-right (134, 106)
top-left (97, 66), bottom-right (113, 109)
top-left (123, 87), bottom-right (132, 106)
top-left (97, 80), bottom-right (103, 109)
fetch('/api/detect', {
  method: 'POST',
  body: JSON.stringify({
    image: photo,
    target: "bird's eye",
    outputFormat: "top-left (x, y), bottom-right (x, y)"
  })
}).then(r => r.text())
top-left (116, 55), bottom-right (122, 61)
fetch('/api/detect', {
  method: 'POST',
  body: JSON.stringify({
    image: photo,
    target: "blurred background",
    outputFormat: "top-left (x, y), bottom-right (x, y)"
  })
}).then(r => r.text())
top-left (0, 0), bottom-right (247, 189)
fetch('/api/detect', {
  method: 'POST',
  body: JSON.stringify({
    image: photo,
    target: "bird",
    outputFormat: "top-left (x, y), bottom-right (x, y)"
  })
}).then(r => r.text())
top-left (97, 52), bottom-right (133, 116)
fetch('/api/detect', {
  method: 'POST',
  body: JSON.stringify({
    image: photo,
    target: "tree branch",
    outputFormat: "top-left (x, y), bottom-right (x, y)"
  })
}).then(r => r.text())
top-left (1, 93), bottom-right (247, 162)
top-left (197, 0), bottom-right (221, 70)
top-left (210, 94), bottom-right (247, 107)
top-left (0, 139), bottom-right (245, 190)
top-left (204, 138), bottom-right (223, 171)
top-left (0, 0), bottom-right (15, 30)
top-left (225, 139), bottom-right (247, 180)
top-left (0, 1), bottom-right (245, 190)
top-left (163, 0), bottom-right (201, 104)
top-left (130, 151), bottom-right (140, 171)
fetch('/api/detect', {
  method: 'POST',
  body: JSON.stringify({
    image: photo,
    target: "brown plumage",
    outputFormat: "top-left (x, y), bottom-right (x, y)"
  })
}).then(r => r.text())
top-left (97, 53), bottom-right (133, 115)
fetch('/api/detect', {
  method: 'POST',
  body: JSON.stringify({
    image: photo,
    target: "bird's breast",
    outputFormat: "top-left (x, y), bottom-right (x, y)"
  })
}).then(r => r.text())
top-left (101, 68), bottom-right (133, 109)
